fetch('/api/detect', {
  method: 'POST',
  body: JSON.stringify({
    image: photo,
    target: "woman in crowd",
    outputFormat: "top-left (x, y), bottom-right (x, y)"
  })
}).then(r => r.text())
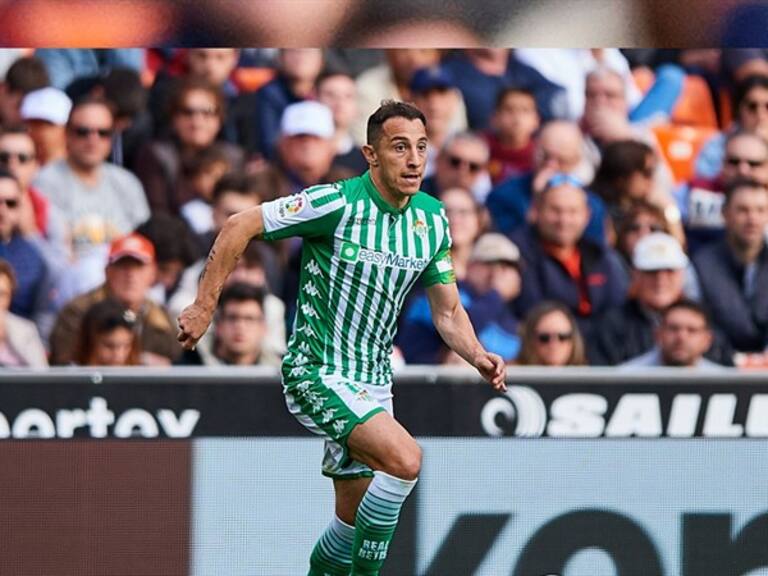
top-left (441, 186), bottom-right (486, 281)
top-left (517, 301), bottom-right (587, 366)
top-left (75, 298), bottom-right (141, 366)
top-left (133, 77), bottom-right (243, 215)
top-left (0, 259), bottom-right (47, 367)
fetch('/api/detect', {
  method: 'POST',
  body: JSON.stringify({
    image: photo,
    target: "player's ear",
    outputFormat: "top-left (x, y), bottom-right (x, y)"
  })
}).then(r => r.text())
top-left (362, 144), bottom-right (379, 167)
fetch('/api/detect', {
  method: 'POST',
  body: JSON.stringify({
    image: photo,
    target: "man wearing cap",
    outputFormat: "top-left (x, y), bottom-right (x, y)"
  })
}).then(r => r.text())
top-left (620, 299), bottom-right (723, 370)
top-left (32, 96), bottom-right (149, 270)
top-left (49, 233), bottom-right (180, 365)
top-left (512, 174), bottom-right (628, 332)
top-left (20, 86), bottom-right (72, 166)
top-left (398, 232), bottom-right (522, 364)
top-left (693, 178), bottom-right (768, 353)
top-left (589, 232), bottom-right (732, 365)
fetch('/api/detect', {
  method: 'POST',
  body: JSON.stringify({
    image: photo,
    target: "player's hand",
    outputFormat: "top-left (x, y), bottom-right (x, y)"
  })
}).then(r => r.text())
top-left (177, 302), bottom-right (214, 350)
top-left (473, 351), bottom-right (507, 392)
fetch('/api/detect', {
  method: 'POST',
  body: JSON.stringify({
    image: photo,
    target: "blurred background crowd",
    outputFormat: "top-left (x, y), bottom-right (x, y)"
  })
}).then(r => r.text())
top-left (0, 47), bottom-right (767, 371)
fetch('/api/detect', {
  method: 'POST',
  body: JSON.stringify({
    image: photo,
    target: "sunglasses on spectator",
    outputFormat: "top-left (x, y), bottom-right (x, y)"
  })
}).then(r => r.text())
top-left (744, 100), bottom-right (768, 113)
top-left (535, 331), bottom-right (573, 344)
top-left (725, 156), bottom-right (765, 168)
top-left (178, 106), bottom-right (218, 118)
top-left (0, 151), bottom-right (35, 165)
top-left (448, 155), bottom-right (483, 173)
top-left (70, 125), bottom-right (113, 139)
top-left (0, 197), bottom-right (19, 208)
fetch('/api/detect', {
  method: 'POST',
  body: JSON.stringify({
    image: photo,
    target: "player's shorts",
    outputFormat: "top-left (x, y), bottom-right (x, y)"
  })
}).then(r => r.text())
top-left (283, 366), bottom-right (391, 479)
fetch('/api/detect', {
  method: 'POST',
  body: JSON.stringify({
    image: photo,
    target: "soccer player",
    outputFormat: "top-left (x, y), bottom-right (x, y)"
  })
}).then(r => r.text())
top-left (177, 100), bottom-right (506, 576)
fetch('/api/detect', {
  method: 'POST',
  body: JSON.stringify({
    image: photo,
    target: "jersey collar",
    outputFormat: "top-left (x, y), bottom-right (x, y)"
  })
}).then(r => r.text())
top-left (363, 171), bottom-right (411, 216)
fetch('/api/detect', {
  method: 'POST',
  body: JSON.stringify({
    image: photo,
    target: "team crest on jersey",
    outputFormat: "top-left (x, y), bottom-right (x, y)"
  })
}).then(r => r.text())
top-left (412, 219), bottom-right (429, 238)
top-left (278, 195), bottom-right (305, 217)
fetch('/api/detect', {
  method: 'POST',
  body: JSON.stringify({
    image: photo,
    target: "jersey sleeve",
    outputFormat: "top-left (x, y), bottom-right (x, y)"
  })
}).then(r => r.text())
top-left (261, 184), bottom-right (346, 241)
top-left (421, 208), bottom-right (456, 287)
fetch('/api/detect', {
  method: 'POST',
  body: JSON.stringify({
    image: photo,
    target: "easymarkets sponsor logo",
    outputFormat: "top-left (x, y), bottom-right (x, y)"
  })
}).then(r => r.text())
top-left (339, 241), bottom-right (428, 271)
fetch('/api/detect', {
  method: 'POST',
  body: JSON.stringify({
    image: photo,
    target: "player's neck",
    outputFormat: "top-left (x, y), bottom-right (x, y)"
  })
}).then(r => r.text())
top-left (370, 170), bottom-right (410, 211)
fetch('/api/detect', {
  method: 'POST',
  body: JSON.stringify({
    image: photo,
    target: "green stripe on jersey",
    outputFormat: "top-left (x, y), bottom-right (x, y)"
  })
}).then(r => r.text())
top-left (264, 172), bottom-right (454, 386)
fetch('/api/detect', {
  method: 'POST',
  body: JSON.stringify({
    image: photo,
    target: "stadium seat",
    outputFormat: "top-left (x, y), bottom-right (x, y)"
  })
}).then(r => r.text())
top-left (653, 123), bottom-right (719, 184)
top-left (670, 75), bottom-right (718, 128)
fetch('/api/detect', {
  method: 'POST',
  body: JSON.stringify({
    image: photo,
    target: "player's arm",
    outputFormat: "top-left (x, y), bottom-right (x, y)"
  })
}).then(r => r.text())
top-left (425, 282), bottom-right (507, 391)
top-left (177, 205), bottom-right (264, 349)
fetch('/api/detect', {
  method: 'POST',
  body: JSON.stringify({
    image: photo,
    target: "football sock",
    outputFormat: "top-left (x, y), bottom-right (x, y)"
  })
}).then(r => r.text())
top-left (308, 514), bottom-right (356, 576)
top-left (350, 471), bottom-right (417, 576)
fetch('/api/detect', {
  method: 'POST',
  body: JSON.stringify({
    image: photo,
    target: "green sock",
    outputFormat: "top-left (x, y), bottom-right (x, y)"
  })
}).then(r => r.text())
top-left (308, 515), bottom-right (355, 576)
top-left (351, 471), bottom-right (417, 576)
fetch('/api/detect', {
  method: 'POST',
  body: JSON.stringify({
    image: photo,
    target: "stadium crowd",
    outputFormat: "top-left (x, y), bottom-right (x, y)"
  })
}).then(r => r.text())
top-left (0, 47), bottom-right (766, 371)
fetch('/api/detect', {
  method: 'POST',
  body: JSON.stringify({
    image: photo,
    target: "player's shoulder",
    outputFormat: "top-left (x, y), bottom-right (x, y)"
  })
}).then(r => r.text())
top-left (411, 191), bottom-right (447, 215)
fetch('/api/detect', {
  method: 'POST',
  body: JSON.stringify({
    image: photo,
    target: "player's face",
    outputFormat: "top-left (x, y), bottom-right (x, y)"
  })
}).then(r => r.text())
top-left (370, 117), bottom-right (428, 198)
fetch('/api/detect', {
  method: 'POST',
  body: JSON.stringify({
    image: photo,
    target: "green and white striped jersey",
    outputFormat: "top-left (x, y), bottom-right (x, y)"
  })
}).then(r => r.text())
top-left (262, 171), bottom-right (455, 386)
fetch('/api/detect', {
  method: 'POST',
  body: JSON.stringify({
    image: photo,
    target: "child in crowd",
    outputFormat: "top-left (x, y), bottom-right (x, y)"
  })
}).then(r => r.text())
top-left (485, 87), bottom-right (540, 185)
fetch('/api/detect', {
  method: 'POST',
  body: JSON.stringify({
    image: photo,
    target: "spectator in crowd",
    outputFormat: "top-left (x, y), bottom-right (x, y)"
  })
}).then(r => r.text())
top-left (0, 169), bottom-right (54, 331)
top-left (683, 130), bottom-right (768, 252)
top-left (486, 120), bottom-right (607, 243)
top-left (0, 259), bottom-right (47, 367)
top-left (0, 126), bottom-right (48, 238)
top-left (247, 48), bottom-right (324, 159)
top-left (267, 100), bottom-right (353, 201)
top-left (33, 96), bottom-right (149, 270)
top-left (421, 131), bottom-right (491, 202)
top-left (620, 300), bottom-right (722, 370)
top-left (442, 49), bottom-right (568, 130)
top-left (49, 233), bottom-right (180, 366)
top-left (591, 139), bottom-right (685, 246)
top-left (177, 146), bottom-right (238, 235)
top-left (410, 65), bottom-right (464, 177)
top-left (511, 173), bottom-right (628, 330)
top-left (442, 187), bottom-right (485, 281)
top-left (589, 232), bottom-right (730, 365)
top-left (399, 232), bottom-right (522, 364)
top-left (693, 178), bottom-right (768, 353)
top-left (135, 213), bottom-right (200, 307)
top-left (0, 56), bottom-right (49, 127)
top-left (134, 78), bottom-right (243, 215)
top-left (516, 301), bottom-right (587, 366)
top-left (695, 74), bottom-right (768, 180)
top-left (177, 282), bottom-right (281, 367)
top-left (316, 68), bottom-right (367, 173)
top-left (20, 86), bottom-right (71, 166)
top-left (67, 68), bottom-right (152, 169)
top-left (353, 48), bottom-right (468, 143)
top-left (485, 86), bottom-right (540, 185)
top-left (74, 297), bottom-right (141, 366)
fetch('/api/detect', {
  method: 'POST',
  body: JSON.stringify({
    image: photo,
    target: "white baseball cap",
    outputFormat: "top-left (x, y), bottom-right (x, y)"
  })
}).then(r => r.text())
top-left (280, 100), bottom-right (334, 139)
top-left (633, 232), bottom-right (689, 271)
top-left (20, 87), bottom-right (72, 126)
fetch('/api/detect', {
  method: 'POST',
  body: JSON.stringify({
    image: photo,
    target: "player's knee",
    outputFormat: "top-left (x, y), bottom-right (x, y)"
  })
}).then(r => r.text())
top-left (388, 442), bottom-right (422, 480)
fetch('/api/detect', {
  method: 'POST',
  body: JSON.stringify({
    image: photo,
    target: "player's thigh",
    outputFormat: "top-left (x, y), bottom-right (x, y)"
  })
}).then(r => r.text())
top-left (333, 476), bottom-right (371, 525)
top-left (346, 411), bottom-right (422, 480)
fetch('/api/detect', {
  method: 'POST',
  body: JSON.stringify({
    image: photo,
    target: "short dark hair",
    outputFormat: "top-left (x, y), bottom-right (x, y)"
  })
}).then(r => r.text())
top-left (168, 77), bottom-right (226, 122)
top-left (102, 68), bottom-right (147, 119)
top-left (134, 213), bottom-right (200, 267)
top-left (218, 282), bottom-right (265, 311)
top-left (212, 171), bottom-right (267, 204)
top-left (591, 139), bottom-right (655, 204)
top-left (495, 86), bottom-right (536, 110)
top-left (5, 57), bottom-right (49, 94)
top-left (723, 176), bottom-right (768, 206)
top-left (735, 74), bottom-right (768, 112)
top-left (662, 298), bottom-right (711, 329)
top-left (68, 95), bottom-right (115, 125)
top-left (76, 297), bottom-right (140, 366)
top-left (366, 100), bottom-right (426, 146)
top-left (316, 66), bottom-right (354, 90)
